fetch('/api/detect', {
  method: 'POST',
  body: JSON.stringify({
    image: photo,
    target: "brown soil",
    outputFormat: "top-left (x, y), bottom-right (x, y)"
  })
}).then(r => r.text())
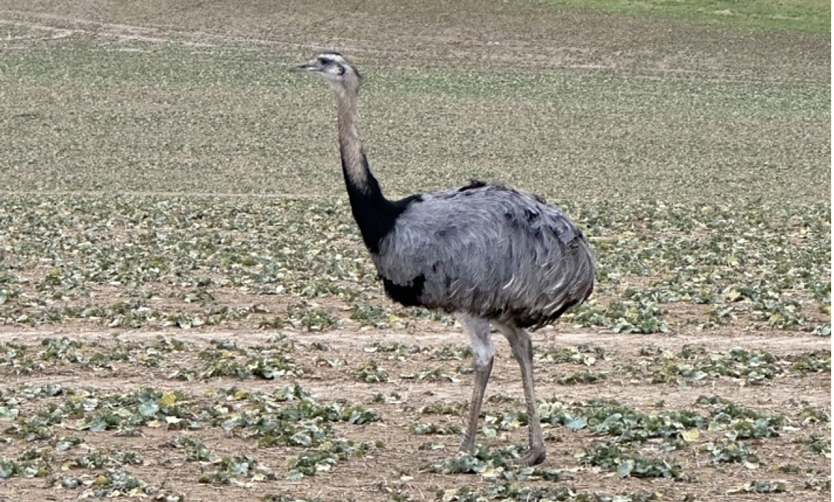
top-left (0, 320), bottom-right (830, 501)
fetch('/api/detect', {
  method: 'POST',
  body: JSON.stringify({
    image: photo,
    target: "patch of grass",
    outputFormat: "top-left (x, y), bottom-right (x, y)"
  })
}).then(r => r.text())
top-left (173, 435), bottom-right (217, 463)
top-left (800, 405), bottom-right (830, 424)
top-left (546, 0), bottom-right (831, 33)
top-left (570, 299), bottom-right (669, 334)
top-left (75, 469), bottom-right (148, 497)
top-left (199, 454), bottom-right (276, 485)
top-left (355, 360), bottom-right (389, 383)
top-left (215, 385), bottom-right (381, 449)
top-left (704, 439), bottom-right (760, 466)
top-left (802, 433), bottom-right (831, 455)
top-left (557, 370), bottom-right (608, 385)
top-left (421, 401), bottom-right (467, 416)
top-left (533, 394), bottom-right (795, 476)
top-left (430, 443), bottom-right (563, 482)
top-left (363, 341), bottom-right (421, 356)
top-left (728, 479), bottom-right (789, 494)
top-left (0, 449), bottom-right (52, 478)
top-left (288, 440), bottom-right (374, 479)
top-left (286, 301), bottom-right (340, 331)
top-left (777, 463), bottom-right (803, 474)
top-left (789, 351), bottom-right (832, 374)
top-left (579, 442), bottom-right (683, 479)
top-left (718, 414), bottom-right (784, 441)
top-left (0, 342), bottom-right (40, 374)
top-left (3, 381), bottom-right (380, 482)
top-left (197, 338), bottom-right (298, 380)
top-left (70, 449), bottom-right (143, 469)
top-left (371, 391), bottom-right (404, 404)
top-left (643, 346), bottom-right (828, 384)
top-left (536, 345), bottom-right (605, 365)
top-left (440, 483), bottom-right (576, 502)
top-left (538, 397), bottom-right (705, 446)
top-left (50, 436), bottom-right (84, 452)
top-left (1, 36), bottom-right (828, 203)
top-left (411, 422), bottom-right (462, 436)
top-left (263, 495), bottom-right (326, 502)
top-left (430, 344), bottom-right (473, 360)
top-left (416, 366), bottom-right (451, 382)
top-left (351, 303), bottom-right (390, 328)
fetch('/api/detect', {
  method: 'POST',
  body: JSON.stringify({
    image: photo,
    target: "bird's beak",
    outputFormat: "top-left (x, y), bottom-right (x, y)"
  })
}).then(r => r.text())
top-left (290, 59), bottom-right (318, 73)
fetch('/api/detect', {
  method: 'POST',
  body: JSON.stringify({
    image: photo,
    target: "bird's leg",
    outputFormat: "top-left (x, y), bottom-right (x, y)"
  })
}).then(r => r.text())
top-left (458, 315), bottom-right (495, 454)
top-left (494, 322), bottom-right (546, 466)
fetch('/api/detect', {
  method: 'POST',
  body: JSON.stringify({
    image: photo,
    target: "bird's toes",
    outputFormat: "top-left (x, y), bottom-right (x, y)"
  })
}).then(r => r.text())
top-left (515, 446), bottom-right (546, 466)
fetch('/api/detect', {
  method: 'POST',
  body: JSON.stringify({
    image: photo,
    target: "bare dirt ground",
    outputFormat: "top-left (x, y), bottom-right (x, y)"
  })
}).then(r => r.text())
top-left (0, 1), bottom-right (830, 501)
top-left (0, 321), bottom-right (830, 502)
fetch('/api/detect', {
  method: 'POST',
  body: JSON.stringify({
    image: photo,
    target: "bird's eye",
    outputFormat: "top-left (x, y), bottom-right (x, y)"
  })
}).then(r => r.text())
top-left (317, 57), bottom-right (330, 65)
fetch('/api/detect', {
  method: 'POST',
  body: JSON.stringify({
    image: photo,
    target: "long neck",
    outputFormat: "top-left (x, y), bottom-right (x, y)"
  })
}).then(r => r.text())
top-left (336, 88), bottom-right (384, 199)
top-left (335, 86), bottom-right (399, 254)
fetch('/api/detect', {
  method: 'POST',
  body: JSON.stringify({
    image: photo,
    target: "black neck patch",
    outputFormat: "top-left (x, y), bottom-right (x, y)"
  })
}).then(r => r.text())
top-left (341, 153), bottom-right (422, 254)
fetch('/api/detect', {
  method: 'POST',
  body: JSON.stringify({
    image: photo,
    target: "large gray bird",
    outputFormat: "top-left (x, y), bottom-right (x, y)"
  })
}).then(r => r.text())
top-left (292, 52), bottom-right (594, 466)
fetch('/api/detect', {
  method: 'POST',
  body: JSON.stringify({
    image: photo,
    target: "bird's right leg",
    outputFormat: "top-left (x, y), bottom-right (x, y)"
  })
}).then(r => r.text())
top-left (493, 322), bottom-right (546, 466)
top-left (458, 314), bottom-right (494, 453)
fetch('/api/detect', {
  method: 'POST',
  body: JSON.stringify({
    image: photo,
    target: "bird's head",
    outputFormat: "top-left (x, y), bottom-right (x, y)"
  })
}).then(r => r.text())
top-left (291, 51), bottom-right (362, 92)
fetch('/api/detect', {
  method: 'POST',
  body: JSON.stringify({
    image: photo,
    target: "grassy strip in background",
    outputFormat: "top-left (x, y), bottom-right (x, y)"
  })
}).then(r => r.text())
top-left (545, 0), bottom-right (831, 33)
top-left (1, 43), bottom-right (829, 202)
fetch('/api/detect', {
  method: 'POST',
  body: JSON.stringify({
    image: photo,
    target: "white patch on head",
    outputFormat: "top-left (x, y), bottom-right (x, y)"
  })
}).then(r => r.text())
top-left (309, 52), bottom-right (360, 86)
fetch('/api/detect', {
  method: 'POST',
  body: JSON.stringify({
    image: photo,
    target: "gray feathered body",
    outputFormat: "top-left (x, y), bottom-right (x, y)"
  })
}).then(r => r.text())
top-left (373, 182), bottom-right (594, 329)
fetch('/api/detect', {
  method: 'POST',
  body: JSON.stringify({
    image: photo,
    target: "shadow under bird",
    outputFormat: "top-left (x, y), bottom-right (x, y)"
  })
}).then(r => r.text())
top-left (291, 52), bottom-right (594, 466)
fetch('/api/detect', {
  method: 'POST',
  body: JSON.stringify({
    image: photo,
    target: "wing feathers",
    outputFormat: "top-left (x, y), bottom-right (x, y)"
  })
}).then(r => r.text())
top-left (373, 183), bottom-right (594, 328)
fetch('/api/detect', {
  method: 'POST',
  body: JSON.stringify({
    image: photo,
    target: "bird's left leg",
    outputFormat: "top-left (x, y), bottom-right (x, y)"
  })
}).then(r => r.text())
top-left (458, 314), bottom-right (494, 454)
top-left (494, 322), bottom-right (546, 466)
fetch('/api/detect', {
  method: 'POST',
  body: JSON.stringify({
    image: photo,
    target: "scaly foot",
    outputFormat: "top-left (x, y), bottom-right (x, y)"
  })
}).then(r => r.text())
top-left (515, 446), bottom-right (546, 466)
